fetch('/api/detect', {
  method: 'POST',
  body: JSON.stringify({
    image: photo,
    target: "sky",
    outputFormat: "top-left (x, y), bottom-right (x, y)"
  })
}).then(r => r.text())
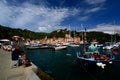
top-left (0, 0), bottom-right (120, 34)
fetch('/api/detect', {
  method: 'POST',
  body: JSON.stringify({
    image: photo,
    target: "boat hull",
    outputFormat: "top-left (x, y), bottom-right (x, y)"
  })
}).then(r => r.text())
top-left (77, 57), bottom-right (113, 68)
top-left (26, 46), bottom-right (40, 50)
top-left (53, 46), bottom-right (67, 51)
top-left (76, 52), bottom-right (114, 68)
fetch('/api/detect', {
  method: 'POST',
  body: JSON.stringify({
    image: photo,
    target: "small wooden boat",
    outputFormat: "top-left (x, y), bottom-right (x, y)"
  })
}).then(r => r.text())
top-left (76, 28), bottom-right (115, 69)
top-left (76, 51), bottom-right (115, 69)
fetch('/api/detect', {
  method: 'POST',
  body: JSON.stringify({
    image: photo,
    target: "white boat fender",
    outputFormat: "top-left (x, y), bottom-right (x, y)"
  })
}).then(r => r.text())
top-left (96, 62), bottom-right (102, 67)
top-left (101, 64), bottom-right (106, 69)
top-left (96, 62), bottom-right (106, 69)
top-left (109, 61), bottom-right (113, 64)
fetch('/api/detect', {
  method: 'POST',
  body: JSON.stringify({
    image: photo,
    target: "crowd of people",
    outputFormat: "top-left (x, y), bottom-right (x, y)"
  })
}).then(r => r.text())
top-left (11, 46), bottom-right (32, 67)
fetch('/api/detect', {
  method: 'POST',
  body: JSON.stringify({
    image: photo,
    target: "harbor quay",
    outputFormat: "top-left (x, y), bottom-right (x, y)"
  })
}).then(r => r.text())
top-left (0, 49), bottom-right (40, 80)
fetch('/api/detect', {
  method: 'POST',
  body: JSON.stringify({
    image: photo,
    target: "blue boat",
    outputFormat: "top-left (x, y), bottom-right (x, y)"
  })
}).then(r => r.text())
top-left (76, 44), bottom-right (115, 69)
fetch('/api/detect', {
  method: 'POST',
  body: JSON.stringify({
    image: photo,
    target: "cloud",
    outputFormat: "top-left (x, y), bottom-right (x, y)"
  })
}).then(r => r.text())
top-left (79, 16), bottom-right (89, 21)
top-left (85, 0), bottom-right (106, 5)
top-left (1, 0), bottom-right (7, 4)
top-left (70, 8), bottom-right (80, 16)
top-left (81, 0), bottom-right (106, 20)
top-left (79, 6), bottom-right (105, 21)
top-left (60, 0), bottom-right (66, 6)
top-left (85, 7), bottom-right (104, 14)
top-left (0, 1), bottom-right (79, 32)
top-left (0, 2), bottom-right (13, 24)
top-left (88, 24), bottom-right (120, 34)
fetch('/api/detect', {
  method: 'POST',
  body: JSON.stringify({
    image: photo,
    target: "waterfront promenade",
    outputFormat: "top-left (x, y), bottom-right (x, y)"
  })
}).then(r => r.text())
top-left (0, 49), bottom-right (40, 80)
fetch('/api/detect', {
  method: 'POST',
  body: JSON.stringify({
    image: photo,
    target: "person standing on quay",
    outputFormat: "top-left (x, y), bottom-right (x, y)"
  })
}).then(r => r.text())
top-left (11, 46), bottom-right (24, 67)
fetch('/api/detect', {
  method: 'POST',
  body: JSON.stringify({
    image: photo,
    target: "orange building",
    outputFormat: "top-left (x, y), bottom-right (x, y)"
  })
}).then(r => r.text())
top-left (74, 37), bottom-right (81, 44)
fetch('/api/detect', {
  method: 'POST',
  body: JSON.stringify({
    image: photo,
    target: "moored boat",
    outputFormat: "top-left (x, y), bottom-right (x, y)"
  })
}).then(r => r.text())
top-left (111, 46), bottom-right (119, 55)
top-left (76, 44), bottom-right (115, 69)
top-left (26, 46), bottom-right (39, 50)
top-left (53, 46), bottom-right (67, 51)
top-left (68, 43), bottom-right (79, 47)
top-left (26, 44), bottom-right (40, 50)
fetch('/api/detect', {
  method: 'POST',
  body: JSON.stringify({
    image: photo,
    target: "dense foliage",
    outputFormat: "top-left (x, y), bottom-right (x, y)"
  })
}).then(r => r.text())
top-left (0, 25), bottom-right (120, 42)
top-left (0, 25), bottom-right (48, 40)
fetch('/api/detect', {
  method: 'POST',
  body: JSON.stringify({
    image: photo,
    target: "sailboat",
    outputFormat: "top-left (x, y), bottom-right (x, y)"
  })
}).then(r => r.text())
top-left (102, 25), bottom-right (119, 55)
top-left (69, 26), bottom-right (80, 47)
top-left (76, 28), bottom-right (115, 69)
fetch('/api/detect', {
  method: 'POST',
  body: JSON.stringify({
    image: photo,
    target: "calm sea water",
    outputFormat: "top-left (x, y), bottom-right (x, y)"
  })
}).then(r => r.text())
top-left (24, 45), bottom-right (120, 80)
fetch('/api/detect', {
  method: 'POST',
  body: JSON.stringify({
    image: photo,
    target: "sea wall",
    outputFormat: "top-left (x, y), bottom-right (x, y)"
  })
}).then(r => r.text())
top-left (0, 49), bottom-right (40, 80)
top-left (0, 48), bottom-right (54, 80)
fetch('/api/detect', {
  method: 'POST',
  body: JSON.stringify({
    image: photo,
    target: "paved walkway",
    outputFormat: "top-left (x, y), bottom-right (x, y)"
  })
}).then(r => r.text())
top-left (0, 49), bottom-right (40, 80)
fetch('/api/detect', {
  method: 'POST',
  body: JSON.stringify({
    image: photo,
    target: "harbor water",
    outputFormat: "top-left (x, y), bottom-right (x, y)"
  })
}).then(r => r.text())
top-left (24, 45), bottom-right (120, 80)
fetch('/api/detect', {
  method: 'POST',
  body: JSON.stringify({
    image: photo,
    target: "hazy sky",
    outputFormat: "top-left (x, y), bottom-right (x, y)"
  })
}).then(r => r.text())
top-left (0, 0), bottom-right (120, 34)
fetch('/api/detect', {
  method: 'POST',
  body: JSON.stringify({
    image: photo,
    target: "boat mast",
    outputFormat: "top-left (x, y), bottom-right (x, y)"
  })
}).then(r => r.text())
top-left (113, 21), bottom-right (116, 43)
top-left (83, 24), bottom-right (87, 53)
top-left (68, 24), bottom-right (72, 43)
top-left (84, 28), bottom-right (87, 44)
top-left (81, 24), bottom-right (84, 43)
top-left (80, 24), bottom-right (84, 44)
top-left (111, 34), bottom-right (113, 45)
